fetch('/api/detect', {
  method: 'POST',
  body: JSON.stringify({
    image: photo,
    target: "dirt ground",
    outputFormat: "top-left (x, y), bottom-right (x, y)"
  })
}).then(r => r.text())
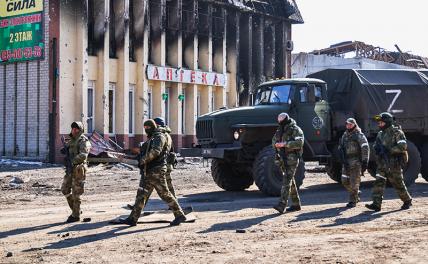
top-left (1, 159), bottom-right (428, 264)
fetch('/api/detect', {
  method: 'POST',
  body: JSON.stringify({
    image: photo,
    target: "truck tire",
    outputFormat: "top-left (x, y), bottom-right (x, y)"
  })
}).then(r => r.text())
top-left (367, 140), bottom-right (420, 186)
top-left (252, 146), bottom-right (305, 196)
top-left (211, 159), bottom-right (254, 191)
top-left (420, 142), bottom-right (428, 182)
top-left (326, 161), bottom-right (342, 183)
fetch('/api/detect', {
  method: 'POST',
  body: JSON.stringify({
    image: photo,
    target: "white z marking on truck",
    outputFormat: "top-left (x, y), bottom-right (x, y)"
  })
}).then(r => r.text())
top-left (385, 89), bottom-right (403, 113)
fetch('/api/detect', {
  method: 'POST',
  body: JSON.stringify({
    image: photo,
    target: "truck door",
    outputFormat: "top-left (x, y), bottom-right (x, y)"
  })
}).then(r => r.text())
top-left (296, 84), bottom-right (331, 142)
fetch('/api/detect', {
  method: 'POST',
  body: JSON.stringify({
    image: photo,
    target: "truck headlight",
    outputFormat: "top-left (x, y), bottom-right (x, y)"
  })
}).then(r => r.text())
top-left (233, 131), bottom-right (240, 140)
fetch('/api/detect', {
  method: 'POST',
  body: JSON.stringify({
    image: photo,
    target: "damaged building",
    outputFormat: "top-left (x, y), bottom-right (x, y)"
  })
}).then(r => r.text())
top-left (0, 0), bottom-right (303, 162)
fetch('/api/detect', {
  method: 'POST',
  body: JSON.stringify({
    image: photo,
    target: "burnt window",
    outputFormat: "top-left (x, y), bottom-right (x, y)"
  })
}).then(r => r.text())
top-left (87, 0), bottom-right (96, 56)
top-left (109, 0), bottom-right (117, 58)
top-left (129, 0), bottom-right (135, 61)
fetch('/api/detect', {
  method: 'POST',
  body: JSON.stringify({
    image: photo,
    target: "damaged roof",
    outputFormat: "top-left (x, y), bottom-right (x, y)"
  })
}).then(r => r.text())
top-left (209, 0), bottom-right (304, 23)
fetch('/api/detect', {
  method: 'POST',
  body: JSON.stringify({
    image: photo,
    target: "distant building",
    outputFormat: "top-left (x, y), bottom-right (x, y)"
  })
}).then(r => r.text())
top-left (292, 41), bottom-right (427, 78)
top-left (0, 0), bottom-right (303, 162)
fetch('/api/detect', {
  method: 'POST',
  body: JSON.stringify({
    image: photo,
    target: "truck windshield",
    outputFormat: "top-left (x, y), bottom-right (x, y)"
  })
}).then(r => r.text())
top-left (255, 84), bottom-right (292, 105)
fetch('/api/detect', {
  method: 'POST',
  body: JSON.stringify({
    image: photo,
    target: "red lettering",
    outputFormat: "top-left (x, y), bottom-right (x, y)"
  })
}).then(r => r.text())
top-left (23, 47), bottom-right (32, 58)
top-left (201, 73), bottom-right (207, 84)
top-left (190, 71), bottom-right (195, 83)
top-left (213, 74), bottom-right (219, 86)
top-left (14, 49), bottom-right (22, 59)
top-left (179, 70), bottom-right (184, 82)
top-left (152, 67), bottom-right (159, 79)
top-left (0, 19), bottom-right (8, 28)
top-left (166, 68), bottom-right (173, 81)
top-left (34, 46), bottom-right (42, 57)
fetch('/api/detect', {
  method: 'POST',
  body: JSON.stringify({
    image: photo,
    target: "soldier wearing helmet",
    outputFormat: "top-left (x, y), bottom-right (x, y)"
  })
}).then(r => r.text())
top-left (366, 112), bottom-right (412, 211)
top-left (338, 118), bottom-right (369, 208)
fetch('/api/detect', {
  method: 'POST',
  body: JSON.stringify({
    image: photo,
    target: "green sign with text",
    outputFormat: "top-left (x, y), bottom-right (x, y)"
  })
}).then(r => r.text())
top-left (0, 0), bottom-right (44, 63)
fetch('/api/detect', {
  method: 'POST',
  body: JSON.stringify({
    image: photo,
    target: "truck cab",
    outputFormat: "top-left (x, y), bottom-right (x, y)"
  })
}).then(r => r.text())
top-left (181, 78), bottom-right (332, 195)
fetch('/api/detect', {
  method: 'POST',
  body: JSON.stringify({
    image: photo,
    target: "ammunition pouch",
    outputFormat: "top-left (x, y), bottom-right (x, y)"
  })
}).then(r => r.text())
top-left (167, 152), bottom-right (178, 168)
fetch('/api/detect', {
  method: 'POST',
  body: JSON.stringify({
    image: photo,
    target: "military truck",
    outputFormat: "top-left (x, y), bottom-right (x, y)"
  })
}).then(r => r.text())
top-left (181, 69), bottom-right (428, 196)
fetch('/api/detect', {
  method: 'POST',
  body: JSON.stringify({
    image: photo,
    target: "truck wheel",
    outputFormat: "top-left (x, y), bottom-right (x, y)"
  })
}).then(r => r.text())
top-left (211, 159), bottom-right (254, 191)
top-left (420, 142), bottom-right (428, 182)
top-left (252, 146), bottom-right (305, 196)
top-left (366, 141), bottom-right (420, 186)
top-left (402, 140), bottom-right (421, 186)
top-left (326, 161), bottom-right (342, 183)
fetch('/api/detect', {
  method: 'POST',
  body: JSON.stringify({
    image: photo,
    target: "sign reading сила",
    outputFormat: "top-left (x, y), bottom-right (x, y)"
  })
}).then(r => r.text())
top-left (147, 65), bottom-right (227, 87)
top-left (0, 0), bottom-right (44, 63)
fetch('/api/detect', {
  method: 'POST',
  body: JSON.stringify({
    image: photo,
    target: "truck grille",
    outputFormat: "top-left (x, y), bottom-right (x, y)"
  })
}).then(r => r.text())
top-left (196, 120), bottom-right (213, 139)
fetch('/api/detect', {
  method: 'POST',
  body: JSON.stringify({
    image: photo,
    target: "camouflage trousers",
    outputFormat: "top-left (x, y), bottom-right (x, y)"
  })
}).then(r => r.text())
top-left (61, 164), bottom-right (87, 218)
top-left (341, 162), bottom-right (362, 203)
top-left (371, 164), bottom-right (412, 207)
top-left (129, 167), bottom-right (184, 223)
top-left (278, 158), bottom-right (301, 207)
top-left (166, 165), bottom-right (176, 197)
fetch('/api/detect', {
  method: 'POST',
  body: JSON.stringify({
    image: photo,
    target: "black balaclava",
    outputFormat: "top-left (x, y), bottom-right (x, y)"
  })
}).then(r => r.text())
top-left (144, 119), bottom-right (157, 137)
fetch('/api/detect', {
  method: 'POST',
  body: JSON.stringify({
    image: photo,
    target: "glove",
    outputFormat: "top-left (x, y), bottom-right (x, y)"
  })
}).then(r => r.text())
top-left (361, 161), bottom-right (368, 174)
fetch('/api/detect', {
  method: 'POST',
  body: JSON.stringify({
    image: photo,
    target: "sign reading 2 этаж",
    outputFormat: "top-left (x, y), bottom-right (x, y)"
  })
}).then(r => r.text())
top-left (0, 0), bottom-right (44, 63)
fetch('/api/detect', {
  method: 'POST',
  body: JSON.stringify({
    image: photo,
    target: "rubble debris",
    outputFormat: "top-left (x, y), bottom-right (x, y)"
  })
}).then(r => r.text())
top-left (87, 131), bottom-right (138, 167)
top-left (6, 252), bottom-right (13, 257)
top-left (9, 176), bottom-right (24, 184)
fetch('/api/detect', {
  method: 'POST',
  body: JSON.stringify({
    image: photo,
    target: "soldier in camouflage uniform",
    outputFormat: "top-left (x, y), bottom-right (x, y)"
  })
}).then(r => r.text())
top-left (118, 120), bottom-right (186, 226)
top-left (273, 113), bottom-right (305, 214)
top-left (339, 118), bottom-right (369, 208)
top-left (61, 121), bottom-right (92, 223)
top-left (366, 112), bottom-right (412, 212)
top-left (154, 117), bottom-right (176, 197)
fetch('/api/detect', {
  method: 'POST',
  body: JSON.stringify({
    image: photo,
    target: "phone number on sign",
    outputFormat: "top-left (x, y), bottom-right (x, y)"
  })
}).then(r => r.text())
top-left (1, 46), bottom-right (42, 61)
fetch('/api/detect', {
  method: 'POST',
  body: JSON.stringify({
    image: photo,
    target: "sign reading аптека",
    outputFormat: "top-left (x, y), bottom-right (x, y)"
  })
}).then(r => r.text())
top-left (0, 0), bottom-right (44, 63)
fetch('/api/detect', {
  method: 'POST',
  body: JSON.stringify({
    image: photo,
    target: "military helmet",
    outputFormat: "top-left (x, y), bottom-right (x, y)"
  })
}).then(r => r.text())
top-left (346, 118), bottom-right (357, 126)
top-left (374, 112), bottom-right (394, 124)
top-left (153, 117), bottom-right (166, 127)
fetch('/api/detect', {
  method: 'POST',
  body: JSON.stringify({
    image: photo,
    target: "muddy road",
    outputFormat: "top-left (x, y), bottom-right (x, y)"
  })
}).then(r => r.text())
top-left (1, 160), bottom-right (428, 263)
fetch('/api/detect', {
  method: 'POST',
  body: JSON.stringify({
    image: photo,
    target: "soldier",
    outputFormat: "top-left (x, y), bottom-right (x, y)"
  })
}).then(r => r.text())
top-left (366, 112), bottom-right (412, 212)
top-left (338, 118), bottom-right (369, 208)
top-left (117, 119), bottom-right (187, 226)
top-left (273, 113), bottom-right (304, 214)
top-left (61, 121), bottom-right (91, 223)
top-left (153, 117), bottom-right (177, 197)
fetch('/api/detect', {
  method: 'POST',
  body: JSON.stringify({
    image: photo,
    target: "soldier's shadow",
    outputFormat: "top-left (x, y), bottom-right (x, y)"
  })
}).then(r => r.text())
top-left (289, 206), bottom-right (350, 223)
top-left (0, 222), bottom-right (65, 239)
top-left (319, 209), bottom-right (402, 228)
top-left (198, 213), bottom-right (279, 233)
top-left (42, 224), bottom-right (169, 250)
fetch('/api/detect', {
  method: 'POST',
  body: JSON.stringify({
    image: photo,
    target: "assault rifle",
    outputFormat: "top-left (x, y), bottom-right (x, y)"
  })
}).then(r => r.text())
top-left (374, 137), bottom-right (390, 171)
top-left (60, 135), bottom-right (73, 175)
top-left (275, 144), bottom-right (288, 174)
top-left (338, 142), bottom-right (349, 170)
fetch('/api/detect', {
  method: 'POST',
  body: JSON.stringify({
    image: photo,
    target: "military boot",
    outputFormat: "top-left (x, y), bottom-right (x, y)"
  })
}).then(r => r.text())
top-left (401, 199), bottom-right (412, 210)
top-left (117, 217), bottom-right (137, 226)
top-left (346, 202), bottom-right (356, 208)
top-left (286, 205), bottom-right (301, 212)
top-left (66, 215), bottom-right (80, 223)
top-left (273, 202), bottom-right (286, 214)
top-left (365, 203), bottom-right (381, 212)
top-left (170, 215), bottom-right (186, 226)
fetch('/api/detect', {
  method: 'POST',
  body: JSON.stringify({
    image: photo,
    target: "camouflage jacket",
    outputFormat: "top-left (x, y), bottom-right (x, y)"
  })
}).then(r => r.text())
top-left (272, 118), bottom-right (304, 161)
top-left (339, 127), bottom-right (369, 163)
top-left (67, 122), bottom-right (91, 166)
top-left (139, 128), bottom-right (168, 171)
top-left (374, 125), bottom-right (407, 168)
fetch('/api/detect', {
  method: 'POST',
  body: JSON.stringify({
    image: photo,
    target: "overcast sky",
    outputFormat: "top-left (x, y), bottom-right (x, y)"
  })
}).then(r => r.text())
top-left (293, 0), bottom-right (428, 57)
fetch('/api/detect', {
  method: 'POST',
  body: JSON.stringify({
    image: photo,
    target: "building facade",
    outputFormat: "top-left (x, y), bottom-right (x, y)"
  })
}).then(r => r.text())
top-left (0, 0), bottom-right (303, 162)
